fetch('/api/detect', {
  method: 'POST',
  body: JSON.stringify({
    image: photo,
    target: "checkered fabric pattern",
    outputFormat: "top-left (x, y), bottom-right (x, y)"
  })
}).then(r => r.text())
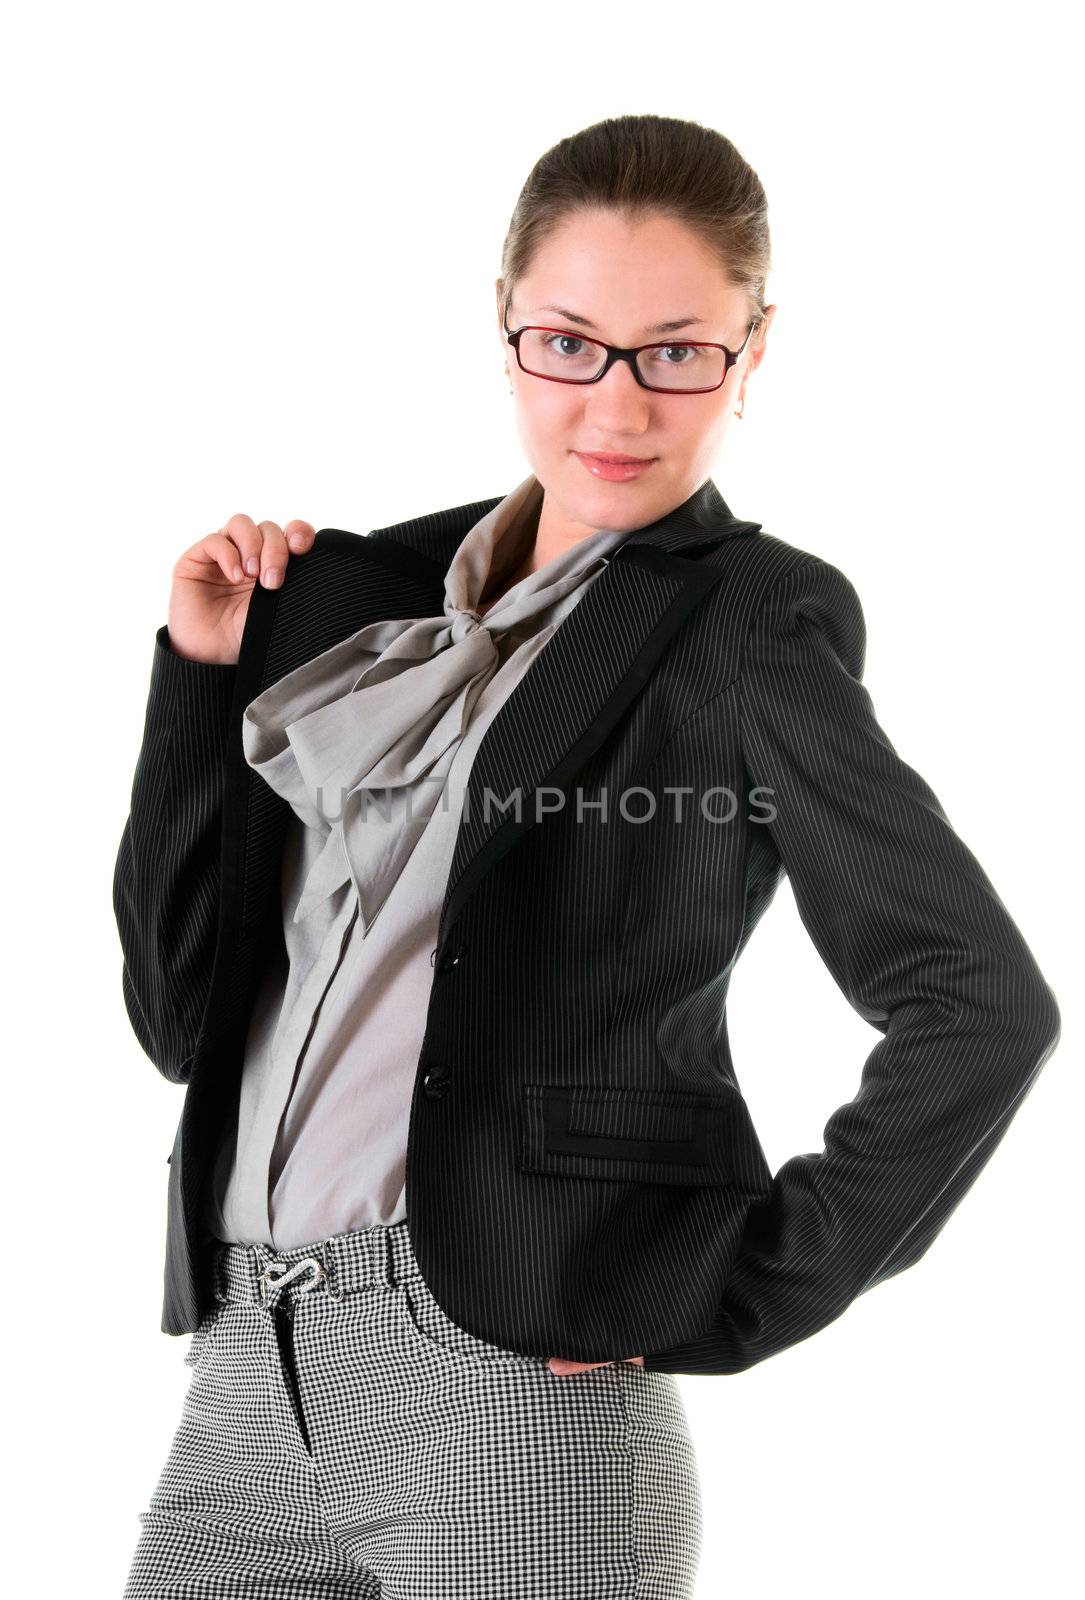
top-left (122, 1219), bottom-right (703, 1597)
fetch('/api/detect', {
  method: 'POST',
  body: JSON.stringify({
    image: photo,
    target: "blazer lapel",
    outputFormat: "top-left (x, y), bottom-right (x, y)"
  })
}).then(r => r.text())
top-left (222, 534), bottom-right (448, 956)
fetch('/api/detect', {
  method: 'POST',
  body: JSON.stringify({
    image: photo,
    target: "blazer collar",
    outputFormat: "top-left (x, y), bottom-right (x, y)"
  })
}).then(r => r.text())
top-left (366, 472), bottom-right (761, 575)
top-left (619, 473), bottom-right (762, 553)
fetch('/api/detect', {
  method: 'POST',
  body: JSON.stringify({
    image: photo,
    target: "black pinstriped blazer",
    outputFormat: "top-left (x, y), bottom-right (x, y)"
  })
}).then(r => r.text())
top-left (112, 477), bottom-right (1061, 1374)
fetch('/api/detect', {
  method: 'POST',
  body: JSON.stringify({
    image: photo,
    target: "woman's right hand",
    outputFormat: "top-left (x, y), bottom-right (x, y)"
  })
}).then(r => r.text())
top-left (166, 513), bottom-right (318, 665)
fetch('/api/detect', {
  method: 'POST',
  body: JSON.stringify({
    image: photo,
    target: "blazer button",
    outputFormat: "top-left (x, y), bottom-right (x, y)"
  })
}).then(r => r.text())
top-left (422, 1063), bottom-right (452, 1100)
top-left (437, 942), bottom-right (467, 974)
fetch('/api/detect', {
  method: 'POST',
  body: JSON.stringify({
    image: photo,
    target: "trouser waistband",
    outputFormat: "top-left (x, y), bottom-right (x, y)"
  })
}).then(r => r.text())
top-left (209, 1218), bottom-right (424, 1313)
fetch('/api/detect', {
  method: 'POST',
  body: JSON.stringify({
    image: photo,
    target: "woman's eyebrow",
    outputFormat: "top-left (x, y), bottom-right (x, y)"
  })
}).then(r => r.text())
top-left (536, 304), bottom-right (707, 336)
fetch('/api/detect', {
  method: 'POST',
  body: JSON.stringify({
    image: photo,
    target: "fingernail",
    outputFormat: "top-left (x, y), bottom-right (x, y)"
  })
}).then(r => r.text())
top-left (246, 556), bottom-right (259, 576)
top-left (263, 567), bottom-right (280, 587)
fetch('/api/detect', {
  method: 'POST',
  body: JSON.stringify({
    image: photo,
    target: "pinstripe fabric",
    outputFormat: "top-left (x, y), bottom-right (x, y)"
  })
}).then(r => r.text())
top-left (113, 634), bottom-right (238, 1082)
top-left (636, 556), bottom-right (1062, 1371)
top-left (112, 477), bottom-right (1061, 1373)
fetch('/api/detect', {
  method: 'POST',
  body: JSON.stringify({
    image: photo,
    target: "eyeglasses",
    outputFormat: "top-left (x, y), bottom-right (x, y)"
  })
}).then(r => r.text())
top-left (502, 302), bottom-right (761, 395)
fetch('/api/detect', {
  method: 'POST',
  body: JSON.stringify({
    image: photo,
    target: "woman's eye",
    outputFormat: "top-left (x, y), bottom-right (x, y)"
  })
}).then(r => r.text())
top-left (541, 334), bottom-right (587, 356)
top-left (653, 344), bottom-right (697, 364)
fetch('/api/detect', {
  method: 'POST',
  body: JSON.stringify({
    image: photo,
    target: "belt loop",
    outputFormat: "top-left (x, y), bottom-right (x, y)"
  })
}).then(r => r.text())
top-left (250, 1244), bottom-right (271, 1311)
top-left (321, 1238), bottom-right (345, 1302)
top-left (212, 1247), bottom-right (229, 1305)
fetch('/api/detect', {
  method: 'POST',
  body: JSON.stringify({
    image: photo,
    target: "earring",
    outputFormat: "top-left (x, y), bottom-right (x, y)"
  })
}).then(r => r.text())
top-left (733, 394), bottom-right (745, 419)
top-left (505, 365), bottom-right (513, 395)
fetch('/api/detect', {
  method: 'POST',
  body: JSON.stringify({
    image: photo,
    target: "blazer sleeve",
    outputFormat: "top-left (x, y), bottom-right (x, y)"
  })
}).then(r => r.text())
top-left (112, 625), bottom-right (238, 1084)
top-left (642, 555), bottom-right (1061, 1377)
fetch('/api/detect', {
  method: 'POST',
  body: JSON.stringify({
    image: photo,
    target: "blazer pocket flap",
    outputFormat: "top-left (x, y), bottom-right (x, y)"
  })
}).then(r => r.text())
top-left (520, 1081), bottom-right (762, 1187)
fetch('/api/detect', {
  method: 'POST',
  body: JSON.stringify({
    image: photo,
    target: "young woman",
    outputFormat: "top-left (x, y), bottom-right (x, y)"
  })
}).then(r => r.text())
top-left (117, 115), bottom-right (1060, 1599)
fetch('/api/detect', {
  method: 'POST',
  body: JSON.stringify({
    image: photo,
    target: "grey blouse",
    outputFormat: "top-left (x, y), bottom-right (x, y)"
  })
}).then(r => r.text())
top-left (202, 472), bottom-right (633, 1250)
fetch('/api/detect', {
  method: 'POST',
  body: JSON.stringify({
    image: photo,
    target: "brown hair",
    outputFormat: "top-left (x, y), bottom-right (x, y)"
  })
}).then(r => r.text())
top-left (497, 114), bottom-right (771, 330)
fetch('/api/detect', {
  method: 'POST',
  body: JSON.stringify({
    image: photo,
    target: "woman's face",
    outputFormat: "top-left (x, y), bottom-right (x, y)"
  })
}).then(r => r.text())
top-left (496, 207), bottom-right (775, 543)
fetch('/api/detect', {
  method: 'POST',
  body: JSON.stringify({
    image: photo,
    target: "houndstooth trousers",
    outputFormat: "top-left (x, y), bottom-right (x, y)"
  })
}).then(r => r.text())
top-left (122, 1218), bottom-right (703, 1598)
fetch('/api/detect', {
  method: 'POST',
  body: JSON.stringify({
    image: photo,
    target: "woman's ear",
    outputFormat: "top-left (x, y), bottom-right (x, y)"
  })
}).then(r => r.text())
top-left (748, 303), bottom-right (777, 374)
top-left (734, 306), bottom-right (776, 415)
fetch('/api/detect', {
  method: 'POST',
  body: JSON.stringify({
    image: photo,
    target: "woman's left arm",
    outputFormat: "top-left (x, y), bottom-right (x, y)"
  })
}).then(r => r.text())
top-left (642, 555), bottom-right (1061, 1377)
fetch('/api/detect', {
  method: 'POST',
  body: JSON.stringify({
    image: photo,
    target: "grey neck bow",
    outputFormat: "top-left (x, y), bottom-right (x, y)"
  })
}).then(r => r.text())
top-left (242, 474), bottom-right (631, 935)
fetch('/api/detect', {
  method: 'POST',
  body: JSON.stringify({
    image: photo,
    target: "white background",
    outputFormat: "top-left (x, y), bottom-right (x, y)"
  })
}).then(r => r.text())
top-left (4, 3), bottom-right (1080, 1595)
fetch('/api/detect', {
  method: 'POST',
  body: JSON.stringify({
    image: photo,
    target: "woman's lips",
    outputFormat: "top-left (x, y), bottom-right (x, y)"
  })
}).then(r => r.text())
top-left (574, 451), bottom-right (656, 482)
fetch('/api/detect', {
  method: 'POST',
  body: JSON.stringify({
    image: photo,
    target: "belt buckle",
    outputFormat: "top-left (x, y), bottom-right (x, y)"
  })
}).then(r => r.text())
top-left (256, 1255), bottom-right (326, 1310)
